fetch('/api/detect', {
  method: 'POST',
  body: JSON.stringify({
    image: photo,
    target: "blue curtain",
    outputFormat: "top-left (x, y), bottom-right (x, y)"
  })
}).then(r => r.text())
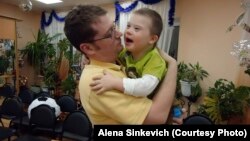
top-left (115, 0), bottom-right (175, 26)
top-left (40, 0), bottom-right (176, 29)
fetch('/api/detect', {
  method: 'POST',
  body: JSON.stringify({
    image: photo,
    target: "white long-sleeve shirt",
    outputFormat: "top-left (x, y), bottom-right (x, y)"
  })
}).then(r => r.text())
top-left (123, 74), bottom-right (159, 97)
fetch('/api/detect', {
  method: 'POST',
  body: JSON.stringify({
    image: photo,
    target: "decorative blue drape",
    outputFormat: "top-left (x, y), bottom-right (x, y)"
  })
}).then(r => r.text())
top-left (40, 0), bottom-right (176, 29)
top-left (115, 0), bottom-right (175, 26)
top-left (168, 0), bottom-right (175, 26)
top-left (41, 10), bottom-right (65, 30)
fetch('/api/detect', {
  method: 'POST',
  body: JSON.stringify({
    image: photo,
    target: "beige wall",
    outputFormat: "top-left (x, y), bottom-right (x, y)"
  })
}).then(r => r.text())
top-left (0, 18), bottom-right (15, 39)
top-left (102, 4), bottom-right (116, 20)
top-left (176, 0), bottom-right (246, 93)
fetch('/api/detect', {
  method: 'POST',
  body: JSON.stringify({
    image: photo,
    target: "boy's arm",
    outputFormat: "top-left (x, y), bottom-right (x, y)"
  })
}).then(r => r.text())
top-left (123, 75), bottom-right (159, 96)
top-left (90, 71), bottom-right (159, 97)
top-left (90, 70), bottom-right (124, 95)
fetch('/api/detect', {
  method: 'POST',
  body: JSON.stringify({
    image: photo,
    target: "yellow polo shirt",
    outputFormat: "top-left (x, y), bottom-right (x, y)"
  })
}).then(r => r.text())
top-left (79, 59), bottom-right (152, 125)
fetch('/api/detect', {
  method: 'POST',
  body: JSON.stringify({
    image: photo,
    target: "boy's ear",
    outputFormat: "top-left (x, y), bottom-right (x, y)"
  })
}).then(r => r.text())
top-left (80, 43), bottom-right (95, 56)
top-left (149, 35), bottom-right (159, 44)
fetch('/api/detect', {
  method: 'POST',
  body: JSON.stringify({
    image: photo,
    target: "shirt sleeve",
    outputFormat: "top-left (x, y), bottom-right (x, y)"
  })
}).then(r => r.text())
top-left (123, 74), bottom-right (159, 97)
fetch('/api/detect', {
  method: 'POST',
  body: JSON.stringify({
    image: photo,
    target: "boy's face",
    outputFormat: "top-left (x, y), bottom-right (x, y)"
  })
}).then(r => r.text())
top-left (124, 13), bottom-right (157, 58)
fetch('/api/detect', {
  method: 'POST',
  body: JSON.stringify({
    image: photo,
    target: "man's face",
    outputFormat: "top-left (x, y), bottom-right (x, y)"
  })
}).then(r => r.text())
top-left (83, 15), bottom-right (123, 63)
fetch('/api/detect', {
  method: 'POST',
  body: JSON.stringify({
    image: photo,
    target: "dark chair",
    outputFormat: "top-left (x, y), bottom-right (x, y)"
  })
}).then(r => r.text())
top-left (18, 87), bottom-right (34, 107)
top-left (56, 95), bottom-right (77, 113)
top-left (0, 83), bottom-right (15, 98)
top-left (60, 110), bottom-right (93, 141)
top-left (16, 87), bottom-right (34, 129)
top-left (0, 96), bottom-right (24, 135)
top-left (183, 113), bottom-right (214, 125)
top-left (29, 104), bottom-right (62, 138)
top-left (13, 134), bottom-right (50, 141)
top-left (0, 126), bottom-right (15, 141)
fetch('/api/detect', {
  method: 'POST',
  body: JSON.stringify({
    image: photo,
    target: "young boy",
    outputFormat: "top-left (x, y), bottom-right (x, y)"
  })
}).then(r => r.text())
top-left (91, 8), bottom-right (166, 99)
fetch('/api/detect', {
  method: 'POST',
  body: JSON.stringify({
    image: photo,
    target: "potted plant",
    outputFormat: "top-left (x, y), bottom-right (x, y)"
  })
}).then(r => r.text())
top-left (20, 30), bottom-right (61, 75)
top-left (43, 38), bottom-right (78, 98)
top-left (177, 62), bottom-right (209, 99)
top-left (197, 79), bottom-right (250, 124)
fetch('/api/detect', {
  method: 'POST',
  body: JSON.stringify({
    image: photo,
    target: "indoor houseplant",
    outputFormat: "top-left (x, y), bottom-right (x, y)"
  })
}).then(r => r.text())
top-left (43, 38), bottom-right (78, 97)
top-left (177, 61), bottom-right (209, 102)
top-left (197, 79), bottom-right (250, 124)
top-left (20, 30), bottom-right (61, 75)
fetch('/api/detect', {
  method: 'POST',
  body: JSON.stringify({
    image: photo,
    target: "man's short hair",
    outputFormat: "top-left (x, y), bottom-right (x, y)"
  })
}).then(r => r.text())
top-left (64, 5), bottom-right (107, 52)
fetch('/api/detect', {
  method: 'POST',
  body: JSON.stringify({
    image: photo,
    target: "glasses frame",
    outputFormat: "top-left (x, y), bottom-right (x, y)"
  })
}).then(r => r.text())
top-left (86, 22), bottom-right (117, 43)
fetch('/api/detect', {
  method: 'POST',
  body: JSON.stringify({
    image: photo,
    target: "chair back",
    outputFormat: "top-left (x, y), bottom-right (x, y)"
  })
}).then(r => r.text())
top-left (0, 96), bottom-right (24, 135)
top-left (57, 95), bottom-right (77, 113)
top-left (29, 104), bottom-right (56, 128)
top-left (183, 113), bottom-right (214, 125)
top-left (0, 84), bottom-right (15, 98)
top-left (62, 110), bottom-right (93, 141)
top-left (18, 88), bottom-right (34, 105)
top-left (0, 126), bottom-right (15, 140)
top-left (1, 96), bottom-right (23, 117)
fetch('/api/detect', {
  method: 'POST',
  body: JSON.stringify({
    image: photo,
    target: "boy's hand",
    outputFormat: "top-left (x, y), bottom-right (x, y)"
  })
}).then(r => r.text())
top-left (172, 108), bottom-right (187, 125)
top-left (90, 70), bottom-right (117, 95)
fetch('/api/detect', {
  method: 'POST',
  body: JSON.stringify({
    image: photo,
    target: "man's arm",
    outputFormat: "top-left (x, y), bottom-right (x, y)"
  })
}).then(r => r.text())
top-left (143, 53), bottom-right (177, 124)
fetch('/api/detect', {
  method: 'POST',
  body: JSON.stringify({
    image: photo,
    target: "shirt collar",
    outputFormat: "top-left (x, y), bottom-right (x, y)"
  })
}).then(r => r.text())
top-left (89, 59), bottom-right (121, 71)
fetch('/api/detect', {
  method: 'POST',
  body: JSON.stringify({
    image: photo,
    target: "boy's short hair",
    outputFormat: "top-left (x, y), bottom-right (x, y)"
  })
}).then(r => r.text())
top-left (133, 8), bottom-right (163, 37)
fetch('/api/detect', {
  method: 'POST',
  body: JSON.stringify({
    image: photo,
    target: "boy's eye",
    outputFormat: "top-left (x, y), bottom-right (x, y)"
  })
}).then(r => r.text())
top-left (134, 27), bottom-right (140, 31)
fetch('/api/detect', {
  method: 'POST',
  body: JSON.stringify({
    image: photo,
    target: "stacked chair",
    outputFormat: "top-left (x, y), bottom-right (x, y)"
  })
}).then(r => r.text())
top-left (60, 110), bottom-right (93, 141)
top-left (29, 104), bottom-right (63, 138)
top-left (183, 113), bottom-right (214, 125)
top-left (0, 95), bottom-right (24, 137)
top-left (0, 121), bottom-right (15, 141)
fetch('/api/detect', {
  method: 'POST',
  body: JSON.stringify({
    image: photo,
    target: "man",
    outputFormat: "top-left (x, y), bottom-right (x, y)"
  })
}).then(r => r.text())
top-left (64, 5), bottom-right (183, 124)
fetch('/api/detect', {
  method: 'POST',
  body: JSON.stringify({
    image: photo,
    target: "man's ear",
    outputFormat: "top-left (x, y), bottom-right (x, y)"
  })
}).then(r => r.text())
top-left (149, 35), bottom-right (159, 45)
top-left (80, 43), bottom-right (95, 56)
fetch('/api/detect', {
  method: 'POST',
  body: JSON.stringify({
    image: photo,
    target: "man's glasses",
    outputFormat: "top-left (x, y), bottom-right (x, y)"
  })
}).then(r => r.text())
top-left (87, 22), bottom-right (117, 43)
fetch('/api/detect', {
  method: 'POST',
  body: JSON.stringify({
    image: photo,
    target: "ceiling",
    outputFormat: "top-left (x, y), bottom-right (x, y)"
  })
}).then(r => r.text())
top-left (1, 0), bottom-right (118, 12)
